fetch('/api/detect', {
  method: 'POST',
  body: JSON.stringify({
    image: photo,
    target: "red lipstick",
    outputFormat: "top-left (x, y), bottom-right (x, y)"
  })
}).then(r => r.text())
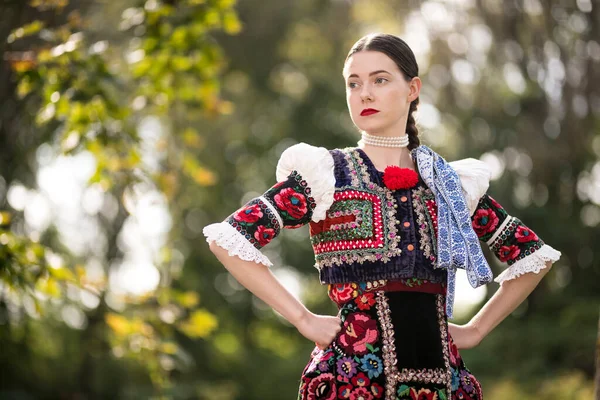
top-left (361, 108), bottom-right (379, 116)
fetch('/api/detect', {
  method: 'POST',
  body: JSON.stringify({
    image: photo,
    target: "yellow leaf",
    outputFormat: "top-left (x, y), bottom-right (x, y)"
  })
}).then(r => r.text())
top-left (0, 212), bottom-right (11, 225)
top-left (214, 332), bottom-right (240, 355)
top-left (36, 277), bottom-right (61, 298)
top-left (223, 11), bottom-right (242, 35)
top-left (176, 291), bottom-right (200, 308)
top-left (182, 128), bottom-right (205, 149)
top-left (106, 313), bottom-right (131, 337)
top-left (178, 309), bottom-right (218, 339)
top-left (48, 266), bottom-right (75, 282)
top-left (160, 342), bottom-right (179, 354)
top-left (192, 167), bottom-right (216, 186)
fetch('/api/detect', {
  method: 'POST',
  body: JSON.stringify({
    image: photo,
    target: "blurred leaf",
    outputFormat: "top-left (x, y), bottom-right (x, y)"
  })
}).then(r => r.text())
top-left (177, 309), bottom-right (218, 338)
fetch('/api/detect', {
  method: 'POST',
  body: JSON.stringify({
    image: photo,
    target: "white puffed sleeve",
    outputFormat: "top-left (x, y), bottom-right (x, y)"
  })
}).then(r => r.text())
top-left (203, 142), bottom-right (336, 267)
top-left (276, 142), bottom-right (336, 222)
top-left (449, 158), bottom-right (492, 215)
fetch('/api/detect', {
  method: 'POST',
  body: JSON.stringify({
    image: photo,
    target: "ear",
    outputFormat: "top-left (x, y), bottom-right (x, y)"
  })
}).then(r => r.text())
top-left (408, 77), bottom-right (422, 102)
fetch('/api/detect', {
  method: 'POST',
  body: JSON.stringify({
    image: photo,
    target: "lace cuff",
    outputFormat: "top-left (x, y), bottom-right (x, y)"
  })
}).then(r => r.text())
top-left (494, 243), bottom-right (561, 284)
top-left (203, 222), bottom-right (273, 267)
top-left (449, 158), bottom-right (492, 215)
top-left (276, 142), bottom-right (335, 222)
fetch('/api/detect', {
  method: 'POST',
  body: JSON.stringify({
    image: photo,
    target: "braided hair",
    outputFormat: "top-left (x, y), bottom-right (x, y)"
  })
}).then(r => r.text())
top-left (345, 33), bottom-right (421, 150)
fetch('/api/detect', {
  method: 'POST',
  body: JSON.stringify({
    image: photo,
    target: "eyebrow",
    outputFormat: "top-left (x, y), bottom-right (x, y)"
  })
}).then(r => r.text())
top-left (347, 70), bottom-right (391, 79)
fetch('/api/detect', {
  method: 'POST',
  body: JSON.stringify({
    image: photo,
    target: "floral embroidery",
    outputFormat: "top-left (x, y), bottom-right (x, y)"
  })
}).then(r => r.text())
top-left (299, 281), bottom-right (483, 400)
top-left (472, 194), bottom-right (546, 266)
top-left (308, 149), bottom-right (402, 269)
top-left (497, 244), bottom-right (520, 262)
top-left (337, 312), bottom-right (379, 356)
top-left (226, 170), bottom-right (315, 250)
top-left (360, 353), bottom-right (384, 379)
top-left (356, 292), bottom-right (377, 310)
top-left (514, 225), bottom-right (538, 243)
top-left (274, 187), bottom-right (309, 219)
top-left (306, 373), bottom-right (336, 400)
top-left (233, 203), bottom-right (263, 223)
top-left (337, 357), bottom-right (359, 379)
top-left (412, 185), bottom-right (438, 264)
top-left (254, 225), bottom-right (276, 247)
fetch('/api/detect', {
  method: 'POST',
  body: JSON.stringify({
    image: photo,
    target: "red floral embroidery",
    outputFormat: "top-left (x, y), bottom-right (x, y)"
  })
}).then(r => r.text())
top-left (448, 335), bottom-right (460, 366)
top-left (370, 383), bottom-right (384, 399)
top-left (349, 387), bottom-right (373, 400)
top-left (409, 387), bottom-right (438, 400)
top-left (498, 244), bottom-right (520, 262)
top-left (274, 187), bottom-right (308, 219)
top-left (338, 313), bottom-right (379, 356)
top-left (233, 203), bottom-right (263, 223)
top-left (338, 384), bottom-right (353, 399)
top-left (382, 165), bottom-right (419, 190)
top-left (355, 292), bottom-right (376, 310)
top-left (488, 195), bottom-right (502, 210)
top-left (329, 283), bottom-right (355, 304)
top-left (350, 372), bottom-right (370, 387)
top-left (514, 225), bottom-right (539, 243)
top-left (254, 225), bottom-right (276, 247)
top-left (306, 373), bottom-right (336, 400)
top-left (454, 387), bottom-right (475, 400)
top-left (472, 208), bottom-right (499, 237)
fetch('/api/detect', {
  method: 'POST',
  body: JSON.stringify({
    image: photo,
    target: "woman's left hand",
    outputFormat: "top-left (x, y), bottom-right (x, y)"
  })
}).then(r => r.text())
top-left (448, 322), bottom-right (482, 350)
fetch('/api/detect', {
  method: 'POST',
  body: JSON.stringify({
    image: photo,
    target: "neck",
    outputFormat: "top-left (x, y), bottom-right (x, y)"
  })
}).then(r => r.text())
top-left (358, 144), bottom-right (415, 171)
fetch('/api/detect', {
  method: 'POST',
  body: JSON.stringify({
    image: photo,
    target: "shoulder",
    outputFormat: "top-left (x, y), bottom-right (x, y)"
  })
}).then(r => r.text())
top-left (414, 145), bottom-right (492, 213)
top-left (449, 157), bottom-right (492, 214)
top-left (275, 142), bottom-right (334, 181)
top-left (275, 142), bottom-right (336, 222)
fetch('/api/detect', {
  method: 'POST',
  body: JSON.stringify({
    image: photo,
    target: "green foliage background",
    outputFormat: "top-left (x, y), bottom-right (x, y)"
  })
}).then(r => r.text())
top-left (0, 0), bottom-right (598, 399)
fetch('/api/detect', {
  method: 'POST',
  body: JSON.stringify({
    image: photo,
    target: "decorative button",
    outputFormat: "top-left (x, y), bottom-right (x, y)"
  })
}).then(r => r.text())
top-left (407, 244), bottom-right (414, 251)
top-left (403, 222), bottom-right (410, 228)
top-left (400, 196), bottom-right (408, 202)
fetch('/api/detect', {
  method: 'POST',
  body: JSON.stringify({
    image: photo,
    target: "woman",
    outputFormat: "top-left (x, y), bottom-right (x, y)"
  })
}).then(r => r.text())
top-left (203, 33), bottom-right (561, 400)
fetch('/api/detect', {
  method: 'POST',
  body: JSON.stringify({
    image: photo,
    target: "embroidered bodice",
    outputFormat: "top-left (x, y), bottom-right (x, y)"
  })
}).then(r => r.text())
top-left (203, 142), bottom-right (561, 315)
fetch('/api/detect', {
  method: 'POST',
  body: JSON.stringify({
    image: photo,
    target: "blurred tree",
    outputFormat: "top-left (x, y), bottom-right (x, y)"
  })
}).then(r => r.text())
top-left (1, 0), bottom-right (240, 398)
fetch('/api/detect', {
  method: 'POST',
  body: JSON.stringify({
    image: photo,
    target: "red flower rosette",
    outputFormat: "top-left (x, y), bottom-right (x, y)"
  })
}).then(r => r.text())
top-left (382, 165), bottom-right (419, 190)
top-left (273, 187), bottom-right (308, 219)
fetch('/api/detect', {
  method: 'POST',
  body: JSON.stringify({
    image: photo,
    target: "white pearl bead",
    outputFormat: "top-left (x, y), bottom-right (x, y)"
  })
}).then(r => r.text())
top-left (358, 132), bottom-right (409, 148)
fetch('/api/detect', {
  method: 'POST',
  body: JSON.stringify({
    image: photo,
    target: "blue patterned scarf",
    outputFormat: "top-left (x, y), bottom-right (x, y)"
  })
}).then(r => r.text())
top-left (412, 145), bottom-right (493, 318)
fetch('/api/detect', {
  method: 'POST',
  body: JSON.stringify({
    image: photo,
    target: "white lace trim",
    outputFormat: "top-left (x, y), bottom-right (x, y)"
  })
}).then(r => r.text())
top-left (486, 216), bottom-right (515, 247)
top-left (448, 158), bottom-right (492, 215)
top-left (494, 244), bottom-right (561, 284)
top-left (202, 222), bottom-right (273, 267)
top-left (276, 142), bottom-right (335, 222)
top-left (258, 195), bottom-right (283, 229)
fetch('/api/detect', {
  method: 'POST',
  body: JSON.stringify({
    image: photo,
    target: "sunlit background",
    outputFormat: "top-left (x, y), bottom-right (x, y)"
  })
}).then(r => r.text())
top-left (0, 0), bottom-right (598, 399)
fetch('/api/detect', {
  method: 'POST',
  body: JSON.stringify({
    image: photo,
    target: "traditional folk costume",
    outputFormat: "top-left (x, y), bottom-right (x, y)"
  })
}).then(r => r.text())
top-left (203, 141), bottom-right (561, 400)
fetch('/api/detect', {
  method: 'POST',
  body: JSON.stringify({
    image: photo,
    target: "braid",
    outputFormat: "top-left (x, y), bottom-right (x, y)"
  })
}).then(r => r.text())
top-left (406, 98), bottom-right (420, 150)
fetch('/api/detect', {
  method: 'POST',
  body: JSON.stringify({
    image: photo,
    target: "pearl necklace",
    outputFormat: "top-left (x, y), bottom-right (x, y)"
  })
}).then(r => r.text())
top-left (357, 132), bottom-right (409, 148)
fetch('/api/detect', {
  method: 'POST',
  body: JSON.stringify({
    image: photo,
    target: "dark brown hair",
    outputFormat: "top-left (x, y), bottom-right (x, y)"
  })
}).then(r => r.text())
top-left (345, 33), bottom-right (420, 150)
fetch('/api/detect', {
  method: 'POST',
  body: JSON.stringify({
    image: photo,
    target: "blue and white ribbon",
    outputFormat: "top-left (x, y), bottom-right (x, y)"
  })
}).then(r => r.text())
top-left (413, 145), bottom-right (493, 318)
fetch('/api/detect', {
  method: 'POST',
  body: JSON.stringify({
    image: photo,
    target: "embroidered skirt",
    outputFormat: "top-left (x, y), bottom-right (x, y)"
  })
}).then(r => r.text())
top-left (296, 279), bottom-right (484, 400)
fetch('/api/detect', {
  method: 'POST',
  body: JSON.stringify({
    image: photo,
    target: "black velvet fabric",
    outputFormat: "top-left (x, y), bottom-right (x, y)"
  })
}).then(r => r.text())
top-left (386, 291), bottom-right (445, 369)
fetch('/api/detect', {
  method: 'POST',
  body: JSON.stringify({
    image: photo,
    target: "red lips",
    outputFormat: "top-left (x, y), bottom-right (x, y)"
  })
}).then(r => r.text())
top-left (361, 108), bottom-right (379, 116)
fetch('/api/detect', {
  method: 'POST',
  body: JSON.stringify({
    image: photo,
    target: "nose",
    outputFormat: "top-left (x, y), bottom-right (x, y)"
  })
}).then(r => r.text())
top-left (360, 84), bottom-right (373, 103)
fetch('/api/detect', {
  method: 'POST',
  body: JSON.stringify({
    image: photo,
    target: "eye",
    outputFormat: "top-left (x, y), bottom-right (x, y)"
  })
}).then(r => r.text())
top-left (348, 82), bottom-right (358, 89)
top-left (375, 77), bottom-right (388, 84)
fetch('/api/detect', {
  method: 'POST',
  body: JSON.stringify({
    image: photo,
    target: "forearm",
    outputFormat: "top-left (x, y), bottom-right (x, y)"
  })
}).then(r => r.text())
top-left (209, 241), bottom-right (310, 327)
top-left (468, 261), bottom-right (554, 339)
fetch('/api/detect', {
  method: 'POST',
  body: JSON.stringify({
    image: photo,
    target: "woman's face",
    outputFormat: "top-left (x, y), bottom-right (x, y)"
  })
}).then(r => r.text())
top-left (343, 50), bottom-right (420, 136)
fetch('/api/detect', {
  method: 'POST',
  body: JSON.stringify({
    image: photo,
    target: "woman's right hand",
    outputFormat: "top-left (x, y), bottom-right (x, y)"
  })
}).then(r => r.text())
top-left (295, 311), bottom-right (343, 350)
